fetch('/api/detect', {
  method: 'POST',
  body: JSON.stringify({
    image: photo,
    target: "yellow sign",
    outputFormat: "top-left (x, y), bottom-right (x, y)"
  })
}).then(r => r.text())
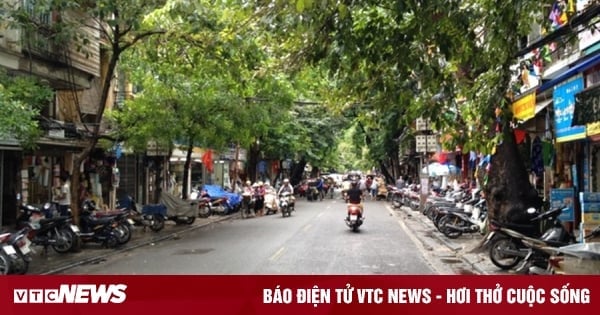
top-left (512, 92), bottom-right (536, 121)
top-left (587, 122), bottom-right (600, 136)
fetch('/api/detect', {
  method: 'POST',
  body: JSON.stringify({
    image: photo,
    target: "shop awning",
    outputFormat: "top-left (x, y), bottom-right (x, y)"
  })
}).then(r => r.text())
top-left (537, 53), bottom-right (600, 94)
top-left (535, 99), bottom-right (553, 116)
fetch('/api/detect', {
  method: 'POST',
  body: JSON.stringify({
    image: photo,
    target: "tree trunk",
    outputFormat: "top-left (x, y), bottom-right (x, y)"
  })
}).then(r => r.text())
top-left (484, 124), bottom-right (543, 224)
top-left (182, 138), bottom-right (193, 199)
top-left (246, 142), bottom-right (260, 184)
top-left (290, 158), bottom-right (307, 186)
top-left (379, 160), bottom-right (394, 184)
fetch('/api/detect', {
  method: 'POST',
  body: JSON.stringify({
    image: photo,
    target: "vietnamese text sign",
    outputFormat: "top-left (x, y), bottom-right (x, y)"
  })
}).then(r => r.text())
top-left (554, 76), bottom-right (585, 142)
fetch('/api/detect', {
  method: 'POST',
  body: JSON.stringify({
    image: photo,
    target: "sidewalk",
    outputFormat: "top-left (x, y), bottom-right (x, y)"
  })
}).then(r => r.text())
top-left (389, 203), bottom-right (506, 275)
top-left (25, 213), bottom-right (238, 275)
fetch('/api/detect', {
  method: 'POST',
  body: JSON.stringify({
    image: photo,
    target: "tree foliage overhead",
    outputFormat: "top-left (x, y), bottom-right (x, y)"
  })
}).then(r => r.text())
top-left (0, 71), bottom-right (54, 148)
top-left (259, 0), bottom-right (555, 221)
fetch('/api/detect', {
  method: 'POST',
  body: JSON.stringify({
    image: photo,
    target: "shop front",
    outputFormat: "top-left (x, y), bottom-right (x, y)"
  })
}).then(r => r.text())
top-left (572, 66), bottom-right (600, 241)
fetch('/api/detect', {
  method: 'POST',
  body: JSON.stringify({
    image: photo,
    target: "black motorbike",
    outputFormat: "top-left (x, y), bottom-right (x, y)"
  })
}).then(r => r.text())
top-left (0, 228), bottom-right (33, 274)
top-left (484, 206), bottom-right (574, 270)
top-left (92, 208), bottom-right (133, 245)
top-left (79, 200), bottom-right (121, 248)
top-left (16, 203), bottom-right (81, 254)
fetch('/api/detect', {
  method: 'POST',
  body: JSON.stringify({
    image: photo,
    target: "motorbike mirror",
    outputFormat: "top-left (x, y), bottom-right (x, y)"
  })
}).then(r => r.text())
top-left (526, 207), bottom-right (537, 214)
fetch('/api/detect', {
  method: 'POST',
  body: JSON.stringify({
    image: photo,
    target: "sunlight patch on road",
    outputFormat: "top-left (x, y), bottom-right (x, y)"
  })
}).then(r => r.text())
top-left (269, 247), bottom-right (286, 261)
top-left (317, 212), bottom-right (324, 218)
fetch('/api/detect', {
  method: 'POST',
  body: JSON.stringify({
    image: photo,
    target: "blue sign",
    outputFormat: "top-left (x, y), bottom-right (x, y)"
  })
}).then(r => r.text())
top-left (553, 76), bottom-right (585, 142)
top-left (550, 188), bottom-right (575, 222)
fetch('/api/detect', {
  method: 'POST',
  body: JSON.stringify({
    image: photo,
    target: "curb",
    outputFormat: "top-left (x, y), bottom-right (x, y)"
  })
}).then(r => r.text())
top-left (387, 204), bottom-right (489, 275)
top-left (39, 214), bottom-right (238, 275)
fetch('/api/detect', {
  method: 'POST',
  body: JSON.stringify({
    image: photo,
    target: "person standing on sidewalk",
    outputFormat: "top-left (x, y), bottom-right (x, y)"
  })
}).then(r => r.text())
top-left (54, 173), bottom-right (71, 217)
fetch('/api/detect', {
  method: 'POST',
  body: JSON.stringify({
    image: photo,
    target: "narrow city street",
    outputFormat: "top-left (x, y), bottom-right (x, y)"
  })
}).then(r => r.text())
top-left (56, 197), bottom-right (472, 275)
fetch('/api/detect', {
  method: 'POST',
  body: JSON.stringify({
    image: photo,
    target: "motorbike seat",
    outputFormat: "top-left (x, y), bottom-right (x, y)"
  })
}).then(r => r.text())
top-left (82, 215), bottom-right (115, 225)
top-left (544, 239), bottom-right (571, 248)
top-left (491, 220), bottom-right (539, 236)
top-left (95, 210), bottom-right (127, 217)
top-left (39, 216), bottom-right (70, 224)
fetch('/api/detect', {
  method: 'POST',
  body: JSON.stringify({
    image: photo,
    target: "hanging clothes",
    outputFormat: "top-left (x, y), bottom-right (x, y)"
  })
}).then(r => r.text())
top-left (542, 141), bottom-right (554, 167)
top-left (531, 136), bottom-right (544, 177)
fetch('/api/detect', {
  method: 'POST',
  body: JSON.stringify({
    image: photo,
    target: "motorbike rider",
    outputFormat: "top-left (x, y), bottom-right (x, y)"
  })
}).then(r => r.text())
top-left (345, 181), bottom-right (364, 217)
top-left (241, 181), bottom-right (255, 216)
top-left (277, 178), bottom-right (295, 210)
top-left (254, 181), bottom-right (266, 216)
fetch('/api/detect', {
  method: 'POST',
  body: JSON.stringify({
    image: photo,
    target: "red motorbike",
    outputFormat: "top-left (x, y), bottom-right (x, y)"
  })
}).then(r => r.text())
top-left (345, 203), bottom-right (364, 232)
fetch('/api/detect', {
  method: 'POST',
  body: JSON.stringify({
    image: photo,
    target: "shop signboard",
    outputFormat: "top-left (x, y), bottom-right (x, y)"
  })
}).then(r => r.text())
top-left (511, 92), bottom-right (536, 121)
top-left (550, 188), bottom-right (575, 222)
top-left (553, 76), bottom-right (585, 142)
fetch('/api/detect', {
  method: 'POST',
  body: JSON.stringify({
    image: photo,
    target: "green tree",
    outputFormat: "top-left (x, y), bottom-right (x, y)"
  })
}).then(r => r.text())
top-left (3, 0), bottom-right (168, 223)
top-left (112, 0), bottom-right (300, 195)
top-left (263, 0), bottom-right (554, 223)
top-left (0, 71), bottom-right (53, 148)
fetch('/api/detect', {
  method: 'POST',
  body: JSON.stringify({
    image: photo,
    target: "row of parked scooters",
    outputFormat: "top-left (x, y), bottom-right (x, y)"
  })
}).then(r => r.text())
top-left (386, 183), bottom-right (600, 275)
top-left (0, 199), bottom-right (135, 275)
top-left (1, 188), bottom-right (245, 275)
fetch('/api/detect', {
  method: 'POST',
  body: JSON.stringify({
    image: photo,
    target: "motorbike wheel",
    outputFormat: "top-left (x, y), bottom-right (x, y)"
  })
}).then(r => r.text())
top-left (198, 205), bottom-right (212, 218)
top-left (150, 216), bottom-right (165, 232)
top-left (489, 237), bottom-right (522, 270)
top-left (105, 234), bottom-right (119, 249)
top-left (438, 216), bottom-right (463, 239)
top-left (0, 252), bottom-right (10, 275)
top-left (70, 233), bottom-right (82, 253)
top-left (13, 257), bottom-right (29, 275)
top-left (52, 228), bottom-right (77, 253)
top-left (352, 225), bottom-right (360, 232)
top-left (115, 223), bottom-right (132, 245)
top-left (183, 216), bottom-right (196, 225)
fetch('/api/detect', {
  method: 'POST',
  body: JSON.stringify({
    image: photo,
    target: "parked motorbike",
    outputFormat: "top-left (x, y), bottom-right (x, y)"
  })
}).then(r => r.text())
top-left (117, 196), bottom-right (165, 232)
top-left (345, 203), bottom-right (364, 232)
top-left (438, 198), bottom-right (488, 239)
top-left (279, 192), bottom-right (293, 217)
top-left (16, 203), bottom-right (81, 254)
top-left (160, 192), bottom-right (197, 224)
top-left (530, 225), bottom-right (600, 275)
top-left (0, 228), bottom-right (33, 274)
top-left (484, 206), bottom-right (573, 270)
top-left (92, 208), bottom-right (134, 245)
top-left (0, 242), bottom-right (9, 275)
top-left (79, 200), bottom-right (122, 248)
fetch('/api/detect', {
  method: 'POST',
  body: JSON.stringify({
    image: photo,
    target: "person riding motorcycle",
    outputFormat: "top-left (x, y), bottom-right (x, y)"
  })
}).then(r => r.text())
top-left (277, 178), bottom-right (295, 210)
top-left (345, 181), bottom-right (363, 216)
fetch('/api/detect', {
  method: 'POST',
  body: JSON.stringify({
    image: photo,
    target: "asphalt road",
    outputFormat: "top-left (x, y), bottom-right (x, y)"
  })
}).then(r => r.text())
top-left (59, 196), bottom-right (440, 275)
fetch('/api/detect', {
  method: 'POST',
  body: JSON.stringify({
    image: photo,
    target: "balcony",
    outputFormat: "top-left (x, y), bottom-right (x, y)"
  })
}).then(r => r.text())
top-left (21, 27), bottom-right (68, 65)
top-left (541, 41), bottom-right (582, 80)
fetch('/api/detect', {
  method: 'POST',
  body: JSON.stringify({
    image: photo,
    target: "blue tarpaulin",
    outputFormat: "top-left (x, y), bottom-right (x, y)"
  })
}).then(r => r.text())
top-left (202, 185), bottom-right (242, 210)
